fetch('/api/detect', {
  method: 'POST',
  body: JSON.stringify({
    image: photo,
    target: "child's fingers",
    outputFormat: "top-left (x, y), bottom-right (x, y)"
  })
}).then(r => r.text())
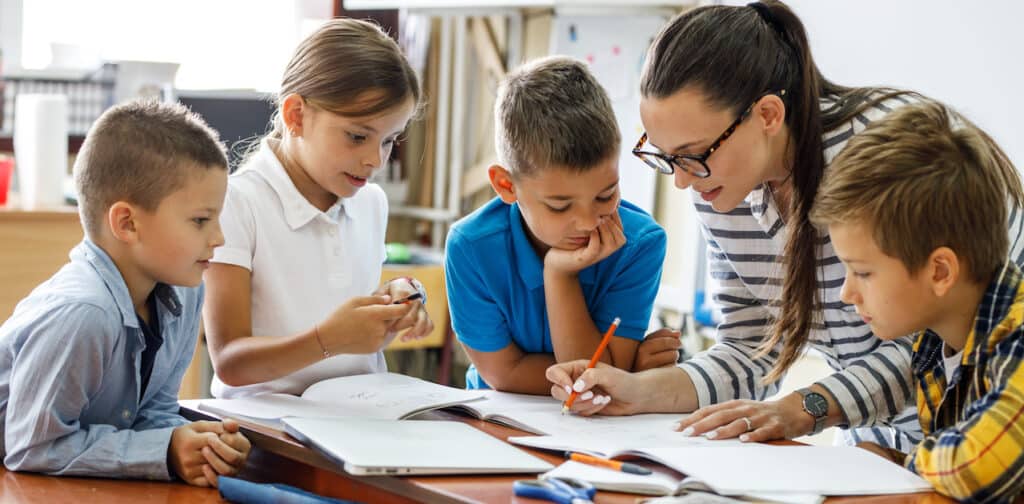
top-left (365, 302), bottom-right (414, 320)
top-left (190, 420), bottom-right (226, 435)
top-left (206, 433), bottom-right (245, 467)
top-left (221, 419), bottom-right (240, 434)
top-left (202, 445), bottom-right (237, 476)
top-left (403, 309), bottom-right (431, 341)
top-left (201, 464), bottom-right (220, 488)
top-left (220, 431), bottom-right (252, 454)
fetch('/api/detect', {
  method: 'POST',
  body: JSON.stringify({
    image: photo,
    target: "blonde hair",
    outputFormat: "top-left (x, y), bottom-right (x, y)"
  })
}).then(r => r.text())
top-left (270, 18), bottom-right (421, 139)
top-left (810, 100), bottom-right (1024, 283)
top-left (74, 100), bottom-right (227, 240)
top-left (495, 56), bottom-right (620, 177)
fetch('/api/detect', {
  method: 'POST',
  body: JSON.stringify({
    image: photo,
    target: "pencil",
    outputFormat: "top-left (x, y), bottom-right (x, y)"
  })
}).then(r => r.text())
top-left (567, 451), bottom-right (653, 475)
top-left (561, 317), bottom-right (620, 415)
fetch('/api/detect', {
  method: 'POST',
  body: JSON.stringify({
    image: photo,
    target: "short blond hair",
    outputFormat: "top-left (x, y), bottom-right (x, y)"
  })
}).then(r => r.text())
top-left (810, 100), bottom-right (1024, 283)
top-left (74, 100), bottom-right (227, 239)
top-left (495, 56), bottom-right (620, 176)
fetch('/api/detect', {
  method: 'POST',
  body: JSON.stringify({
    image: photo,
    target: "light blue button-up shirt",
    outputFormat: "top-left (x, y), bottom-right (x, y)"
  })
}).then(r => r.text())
top-left (0, 240), bottom-right (201, 479)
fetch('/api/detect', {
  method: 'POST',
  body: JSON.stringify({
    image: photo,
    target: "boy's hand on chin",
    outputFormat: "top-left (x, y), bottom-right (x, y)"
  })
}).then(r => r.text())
top-left (544, 211), bottom-right (626, 275)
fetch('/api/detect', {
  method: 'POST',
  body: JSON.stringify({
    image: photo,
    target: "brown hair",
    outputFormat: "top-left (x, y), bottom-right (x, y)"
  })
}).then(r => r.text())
top-left (640, 0), bottom-right (913, 382)
top-left (74, 99), bottom-right (227, 239)
top-left (810, 101), bottom-right (1024, 283)
top-left (495, 55), bottom-right (620, 177)
top-left (269, 18), bottom-right (421, 139)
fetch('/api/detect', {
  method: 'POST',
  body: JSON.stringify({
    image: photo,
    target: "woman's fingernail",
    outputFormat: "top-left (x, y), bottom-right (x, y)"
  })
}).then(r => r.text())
top-left (740, 434), bottom-right (750, 442)
top-left (572, 379), bottom-right (586, 392)
top-left (580, 391), bottom-right (594, 401)
top-left (564, 385), bottom-right (572, 394)
top-left (681, 427), bottom-right (694, 437)
top-left (705, 430), bottom-right (718, 440)
top-left (600, 395), bottom-right (611, 405)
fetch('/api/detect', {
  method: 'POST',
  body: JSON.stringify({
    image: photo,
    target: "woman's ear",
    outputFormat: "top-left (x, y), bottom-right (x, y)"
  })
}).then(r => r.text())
top-left (927, 247), bottom-right (960, 298)
top-left (280, 93), bottom-right (306, 137)
top-left (757, 93), bottom-right (787, 136)
top-left (488, 165), bottom-right (517, 204)
top-left (107, 201), bottom-right (139, 244)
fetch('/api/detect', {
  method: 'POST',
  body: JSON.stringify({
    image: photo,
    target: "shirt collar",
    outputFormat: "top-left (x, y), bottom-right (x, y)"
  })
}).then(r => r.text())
top-left (252, 138), bottom-right (346, 230)
top-left (914, 259), bottom-right (1023, 372)
top-left (964, 259), bottom-right (1022, 367)
top-left (507, 202), bottom-right (601, 290)
top-left (72, 240), bottom-right (183, 329)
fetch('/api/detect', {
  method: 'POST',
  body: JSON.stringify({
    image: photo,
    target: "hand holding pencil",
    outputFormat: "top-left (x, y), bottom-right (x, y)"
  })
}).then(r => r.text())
top-left (546, 319), bottom-right (649, 417)
top-left (560, 317), bottom-right (620, 415)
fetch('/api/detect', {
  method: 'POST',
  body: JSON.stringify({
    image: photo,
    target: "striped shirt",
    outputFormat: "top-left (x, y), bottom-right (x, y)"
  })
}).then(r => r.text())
top-left (907, 260), bottom-right (1024, 503)
top-left (679, 96), bottom-right (1024, 450)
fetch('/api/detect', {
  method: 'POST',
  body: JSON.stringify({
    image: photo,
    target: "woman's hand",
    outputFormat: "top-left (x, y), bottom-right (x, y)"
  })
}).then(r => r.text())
top-left (673, 394), bottom-right (813, 442)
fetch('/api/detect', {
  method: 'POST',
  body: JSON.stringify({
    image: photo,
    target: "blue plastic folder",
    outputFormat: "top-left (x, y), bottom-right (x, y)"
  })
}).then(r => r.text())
top-left (218, 476), bottom-right (360, 504)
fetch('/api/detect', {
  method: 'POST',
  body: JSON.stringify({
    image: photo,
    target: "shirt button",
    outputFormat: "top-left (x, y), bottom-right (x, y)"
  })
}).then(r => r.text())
top-left (122, 409), bottom-right (132, 420)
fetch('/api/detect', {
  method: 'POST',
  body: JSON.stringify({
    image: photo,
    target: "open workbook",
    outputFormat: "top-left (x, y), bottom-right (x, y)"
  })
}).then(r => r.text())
top-left (198, 372), bottom-right (486, 427)
top-left (522, 444), bottom-right (932, 497)
top-left (543, 461), bottom-right (824, 504)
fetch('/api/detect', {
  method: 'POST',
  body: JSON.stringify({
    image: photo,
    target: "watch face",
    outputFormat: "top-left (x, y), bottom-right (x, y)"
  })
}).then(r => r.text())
top-left (804, 392), bottom-right (829, 417)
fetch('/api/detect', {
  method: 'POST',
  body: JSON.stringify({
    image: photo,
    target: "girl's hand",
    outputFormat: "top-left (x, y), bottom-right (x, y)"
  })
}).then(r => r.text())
top-left (319, 295), bottom-right (411, 354)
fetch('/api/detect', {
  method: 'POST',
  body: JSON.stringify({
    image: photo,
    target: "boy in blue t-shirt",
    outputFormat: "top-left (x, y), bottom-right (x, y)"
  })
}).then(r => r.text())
top-left (446, 56), bottom-right (672, 395)
top-left (0, 101), bottom-right (249, 486)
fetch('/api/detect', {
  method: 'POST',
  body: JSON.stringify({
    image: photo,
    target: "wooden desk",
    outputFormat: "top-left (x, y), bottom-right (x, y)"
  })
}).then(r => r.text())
top-left (178, 401), bottom-right (955, 504)
top-left (0, 467), bottom-right (223, 504)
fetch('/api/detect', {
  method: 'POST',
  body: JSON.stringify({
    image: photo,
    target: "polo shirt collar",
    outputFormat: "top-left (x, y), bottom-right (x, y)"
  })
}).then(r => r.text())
top-left (73, 239), bottom-right (183, 329)
top-left (508, 202), bottom-right (600, 290)
top-left (254, 138), bottom-right (345, 230)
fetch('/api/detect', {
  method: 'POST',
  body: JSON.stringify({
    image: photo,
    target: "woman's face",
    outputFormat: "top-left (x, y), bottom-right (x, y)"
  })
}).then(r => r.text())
top-left (639, 87), bottom-right (785, 212)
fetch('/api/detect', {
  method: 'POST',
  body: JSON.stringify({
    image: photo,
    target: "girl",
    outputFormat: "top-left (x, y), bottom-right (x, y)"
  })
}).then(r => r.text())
top-left (547, 0), bottom-right (1024, 451)
top-left (203, 19), bottom-right (432, 398)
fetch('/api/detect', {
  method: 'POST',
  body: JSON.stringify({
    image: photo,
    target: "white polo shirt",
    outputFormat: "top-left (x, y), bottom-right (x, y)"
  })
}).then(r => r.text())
top-left (210, 138), bottom-right (388, 398)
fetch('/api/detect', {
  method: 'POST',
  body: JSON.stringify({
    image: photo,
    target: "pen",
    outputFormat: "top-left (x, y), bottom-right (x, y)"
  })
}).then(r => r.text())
top-left (392, 292), bottom-right (423, 305)
top-left (566, 451), bottom-right (653, 475)
top-left (561, 317), bottom-right (620, 415)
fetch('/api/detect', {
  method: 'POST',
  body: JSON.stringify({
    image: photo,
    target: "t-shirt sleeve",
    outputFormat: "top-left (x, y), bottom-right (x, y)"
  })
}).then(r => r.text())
top-left (590, 226), bottom-right (667, 341)
top-left (212, 183), bottom-right (256, 270)
top-left (445, 229), bottom-right (514, 352)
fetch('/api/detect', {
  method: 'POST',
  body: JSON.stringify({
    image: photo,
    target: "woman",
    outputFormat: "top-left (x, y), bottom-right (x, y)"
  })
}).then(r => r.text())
top-left (547, 0), bottom-right (1024, 450)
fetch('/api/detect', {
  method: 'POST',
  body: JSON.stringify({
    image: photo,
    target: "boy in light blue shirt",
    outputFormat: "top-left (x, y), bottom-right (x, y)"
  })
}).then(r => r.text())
top-left (446, 56), bottom-right (671, 394)
top-left (0, 101), bottom-right (250, 486)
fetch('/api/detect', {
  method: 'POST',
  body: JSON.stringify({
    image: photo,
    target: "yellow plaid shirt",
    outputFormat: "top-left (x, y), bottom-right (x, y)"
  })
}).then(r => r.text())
top-left (907, 260), bottom-right (1024, 503)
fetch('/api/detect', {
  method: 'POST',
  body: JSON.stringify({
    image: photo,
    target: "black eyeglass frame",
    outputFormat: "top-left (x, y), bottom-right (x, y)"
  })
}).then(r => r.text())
top-left (632, 89), bottom-right (787, 178)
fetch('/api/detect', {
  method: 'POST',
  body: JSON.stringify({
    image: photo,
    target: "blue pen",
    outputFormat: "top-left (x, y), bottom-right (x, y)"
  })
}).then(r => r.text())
top-left (513, 476), bottom-right (595, 504)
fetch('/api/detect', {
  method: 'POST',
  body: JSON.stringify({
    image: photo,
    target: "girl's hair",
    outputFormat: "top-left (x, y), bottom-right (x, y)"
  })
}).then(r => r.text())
top-left (268, 18), bottom-right (421, 139)
top-left (640, 1), bottom-right (911, 382)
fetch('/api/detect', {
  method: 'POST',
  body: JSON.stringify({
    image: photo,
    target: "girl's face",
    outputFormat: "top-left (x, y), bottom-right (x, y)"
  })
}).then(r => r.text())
top-left (638, 87), bottom-right (785, 212)
top-left (292, 95), bottom-right (416, 201)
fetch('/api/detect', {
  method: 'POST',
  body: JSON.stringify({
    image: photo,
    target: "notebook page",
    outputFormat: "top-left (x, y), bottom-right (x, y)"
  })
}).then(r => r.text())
top-left (639, 445), bottom-right (932, 496)
top-left (301, 372), bottom-right (485, 419)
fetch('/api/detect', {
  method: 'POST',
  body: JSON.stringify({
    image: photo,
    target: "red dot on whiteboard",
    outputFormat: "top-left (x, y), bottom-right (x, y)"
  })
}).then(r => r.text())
top-left (586, 54), bottom-right (595, 63)
top-left (612, 46), bottom-right (621, 56)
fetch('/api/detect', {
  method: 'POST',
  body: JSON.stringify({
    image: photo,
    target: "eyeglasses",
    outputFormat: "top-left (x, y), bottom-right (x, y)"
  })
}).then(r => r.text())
top-left (632, 90), bottom-right (786, 178)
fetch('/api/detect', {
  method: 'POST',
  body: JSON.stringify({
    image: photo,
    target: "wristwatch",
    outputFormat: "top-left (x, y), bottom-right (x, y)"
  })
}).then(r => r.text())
top-left (796, 388), bottom-right (829, 435)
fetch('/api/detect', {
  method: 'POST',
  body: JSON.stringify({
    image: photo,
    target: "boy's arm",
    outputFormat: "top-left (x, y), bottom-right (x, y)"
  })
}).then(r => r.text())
top-left (544, 225), bottom-right (665, 369)
top-left (905, 331), bottom-right (1024, 502)
top-left (461, 342), bottom-right (556, 394)
top-left (4, 304), bottom-right (178, 479)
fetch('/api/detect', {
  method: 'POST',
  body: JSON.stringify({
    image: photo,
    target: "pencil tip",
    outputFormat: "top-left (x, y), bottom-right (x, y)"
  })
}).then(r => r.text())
top-left (560, 406), bottom-right (569, 415)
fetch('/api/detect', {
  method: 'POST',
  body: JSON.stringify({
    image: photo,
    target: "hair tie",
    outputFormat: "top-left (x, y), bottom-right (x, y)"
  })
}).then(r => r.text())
top-left (748, 2), bottom-right (785, 36)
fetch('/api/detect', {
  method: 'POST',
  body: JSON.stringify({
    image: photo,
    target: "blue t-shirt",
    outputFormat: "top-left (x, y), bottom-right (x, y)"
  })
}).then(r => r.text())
top-left (445, 197), bottom-right (667, 389)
